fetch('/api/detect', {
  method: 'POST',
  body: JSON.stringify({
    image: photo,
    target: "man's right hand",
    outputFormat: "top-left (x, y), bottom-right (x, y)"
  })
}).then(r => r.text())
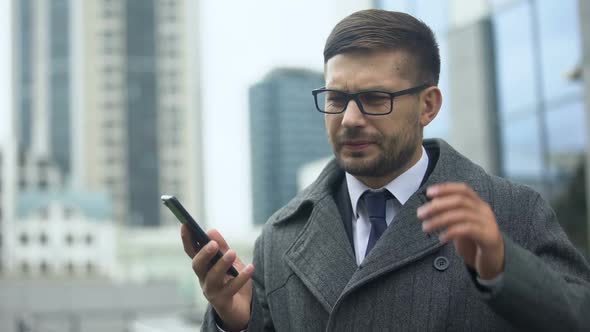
top-left (181, 225), bottom-right (254, 331)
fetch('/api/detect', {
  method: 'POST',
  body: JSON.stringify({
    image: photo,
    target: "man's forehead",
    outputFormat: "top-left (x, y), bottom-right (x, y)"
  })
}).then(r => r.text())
top-left (324, 50), bottom-right (416, 89)
top-left (326, 49), bottom-right (414, 67)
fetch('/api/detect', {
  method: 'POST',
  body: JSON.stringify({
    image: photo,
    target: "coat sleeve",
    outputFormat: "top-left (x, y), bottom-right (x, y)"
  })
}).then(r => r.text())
top-left (200, 231), bottom-right (275, 332)
top-left (477, 192), bottom-right (590, 331)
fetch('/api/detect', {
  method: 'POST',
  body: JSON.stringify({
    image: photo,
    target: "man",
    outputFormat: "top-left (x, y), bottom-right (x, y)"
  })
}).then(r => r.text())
top-left (182, 10), bottom-right (590, 331)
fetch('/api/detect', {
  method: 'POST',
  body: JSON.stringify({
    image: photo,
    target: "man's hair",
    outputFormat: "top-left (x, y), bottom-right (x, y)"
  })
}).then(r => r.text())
top-left (324, 9), bottom-right (440, 85)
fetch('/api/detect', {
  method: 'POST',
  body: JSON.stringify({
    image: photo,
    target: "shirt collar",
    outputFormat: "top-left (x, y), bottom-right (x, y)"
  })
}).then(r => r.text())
top-left (346, 146), bottom-right (429, 218)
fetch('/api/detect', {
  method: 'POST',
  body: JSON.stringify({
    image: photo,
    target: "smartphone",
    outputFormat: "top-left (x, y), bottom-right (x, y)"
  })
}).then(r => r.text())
top-left (161, 195), bottom-right (239, 277)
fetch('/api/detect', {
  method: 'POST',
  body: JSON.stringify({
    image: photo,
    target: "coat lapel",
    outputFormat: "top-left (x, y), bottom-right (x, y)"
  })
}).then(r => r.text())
top-left (283, 194), bottom-right (358, 313)
top-left (343, 189), bottom-right (443, 293)
top-left (341, 139), bottom-right (489, 295)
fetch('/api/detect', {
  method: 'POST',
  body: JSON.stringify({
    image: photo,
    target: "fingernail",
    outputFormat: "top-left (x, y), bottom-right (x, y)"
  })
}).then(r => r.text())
top-left (422, 221), bottom-right (430, 232)
top-left (427, 186), bottom-right (437, 195)
top-left (206, 243), bottom-right (216, 253)
top-left (417, 206), bottom-right (425, 217)
top-left (222, 250), bottom-right (234, 262)
top-left (244, 264), bottom-right (254, 273)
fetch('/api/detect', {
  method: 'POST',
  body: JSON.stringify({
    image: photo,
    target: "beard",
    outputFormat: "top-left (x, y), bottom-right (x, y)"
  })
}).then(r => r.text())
top-left (332, 119), bottom-right (422, 179)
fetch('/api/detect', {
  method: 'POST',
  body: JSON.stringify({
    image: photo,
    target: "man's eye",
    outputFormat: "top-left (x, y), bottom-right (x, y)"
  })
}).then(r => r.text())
top-left (327, 94), bottom-right (347, 104)
top-left (361, 92), bottom-right (389, 104)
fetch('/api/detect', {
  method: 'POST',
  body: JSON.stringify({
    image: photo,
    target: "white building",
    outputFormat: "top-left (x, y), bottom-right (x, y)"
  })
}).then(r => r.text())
top-left (13, 190), bottom-right (115, 278)
top-left (74, 0), bottom-right (203, 227)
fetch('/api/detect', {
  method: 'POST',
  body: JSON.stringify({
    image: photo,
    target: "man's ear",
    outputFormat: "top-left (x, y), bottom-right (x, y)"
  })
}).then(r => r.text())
top-left (419, 86), bottom-right (442, 127)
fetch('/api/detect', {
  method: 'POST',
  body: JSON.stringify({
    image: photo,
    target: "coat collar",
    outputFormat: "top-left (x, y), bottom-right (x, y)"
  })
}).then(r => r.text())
top-left (272, 138), bottom-right (487, 226)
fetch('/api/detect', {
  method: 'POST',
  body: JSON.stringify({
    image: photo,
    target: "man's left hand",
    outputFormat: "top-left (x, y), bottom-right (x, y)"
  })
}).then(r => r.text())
top-left (417, 182), bottom-right (505, 280)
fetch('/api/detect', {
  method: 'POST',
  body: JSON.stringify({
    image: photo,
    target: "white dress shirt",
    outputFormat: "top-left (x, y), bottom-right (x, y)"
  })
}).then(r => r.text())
top-left (346, 146), bottom-right (429, 265)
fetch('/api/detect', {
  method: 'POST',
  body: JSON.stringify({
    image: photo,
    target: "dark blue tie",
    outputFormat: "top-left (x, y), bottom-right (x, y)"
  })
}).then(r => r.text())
top-left (364, 190), bottom-right (390, 257)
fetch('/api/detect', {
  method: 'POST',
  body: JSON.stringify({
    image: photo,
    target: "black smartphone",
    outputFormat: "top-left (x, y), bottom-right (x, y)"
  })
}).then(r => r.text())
top-left (161, 195), bottom-right (239, 277)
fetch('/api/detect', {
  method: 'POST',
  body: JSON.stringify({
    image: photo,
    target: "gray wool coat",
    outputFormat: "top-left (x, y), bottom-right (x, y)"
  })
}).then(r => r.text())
top-left (202, 139), bottom-right (590, 331)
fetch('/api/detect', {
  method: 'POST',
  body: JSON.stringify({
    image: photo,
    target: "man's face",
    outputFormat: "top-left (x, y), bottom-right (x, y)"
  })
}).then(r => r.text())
top-left (324, 50), bottom-right (428, 184)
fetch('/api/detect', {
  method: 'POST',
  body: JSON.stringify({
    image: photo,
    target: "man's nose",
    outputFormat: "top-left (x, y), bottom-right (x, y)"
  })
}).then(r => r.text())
top-left (341, 98), bottom-right (367, 127)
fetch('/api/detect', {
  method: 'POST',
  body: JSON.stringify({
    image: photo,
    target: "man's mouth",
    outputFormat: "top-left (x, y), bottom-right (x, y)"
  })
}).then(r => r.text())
top-left (341, 140), bottom-right (375, 151)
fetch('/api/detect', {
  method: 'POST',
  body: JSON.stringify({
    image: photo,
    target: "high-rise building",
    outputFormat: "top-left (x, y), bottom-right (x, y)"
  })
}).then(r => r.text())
top-left (249, 68), bottom-right (330, 225)
top-left (11, 0), bottom-right (204, 227)
top-left (78, 0), bottom-right (203, 227)
top-left (13, 0), bottom-right (71, 177)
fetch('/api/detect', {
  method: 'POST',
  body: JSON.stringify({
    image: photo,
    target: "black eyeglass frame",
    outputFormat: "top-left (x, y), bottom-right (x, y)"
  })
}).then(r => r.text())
top-left (311, 83), bottom-right (431, 116)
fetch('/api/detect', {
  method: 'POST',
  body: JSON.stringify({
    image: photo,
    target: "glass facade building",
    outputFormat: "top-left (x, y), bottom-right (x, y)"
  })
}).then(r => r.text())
top-left (250, 69), bottom-right (331, 225)
top-left (493, 0), bottom-right (586, 251)
top-left (15, 0), bottom-right (71, 178)
top-left (125, 0), bottom-right (161, 227)
top-left (376, 0), bottom-right (588, 254)
top-left (49, 0), bottom-right (71, 176)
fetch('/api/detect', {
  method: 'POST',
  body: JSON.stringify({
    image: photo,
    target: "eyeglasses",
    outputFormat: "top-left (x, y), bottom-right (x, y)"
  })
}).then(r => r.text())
top-left (311, 84), bottom-right (430, 116)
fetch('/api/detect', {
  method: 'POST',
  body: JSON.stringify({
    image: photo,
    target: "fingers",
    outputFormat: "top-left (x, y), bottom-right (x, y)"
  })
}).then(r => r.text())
top-left (418, 182), bottom-right (490, 236)
top-left (426, 182), bottom-right (478, 200)
top-left (194, 246), bottom-right (255, 305)
top-left (417, 194), bottom-right (474, 220)
top-left (208, 249), bottom-right (238, 283)
top-left (208, 229), bottom-right (230, 253)
top-left (224, 263), bottom-right (255, 296)
top-left (438, 222), bottom-right (480, 244)
top-left (205, 249), bottom-right (253, 296)
top-left (192, 240), bottom-right (220, 281)
top-left (207, 229), bottom-right (246, 269)
top-left (422, 209), bottom-right (478, 233)
top-left (181, 224), bottom-right (199, 258)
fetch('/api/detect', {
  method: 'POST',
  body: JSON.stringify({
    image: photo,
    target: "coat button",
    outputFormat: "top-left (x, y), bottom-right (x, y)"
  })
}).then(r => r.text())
top-left (433, 256), bottom-right (449, 271)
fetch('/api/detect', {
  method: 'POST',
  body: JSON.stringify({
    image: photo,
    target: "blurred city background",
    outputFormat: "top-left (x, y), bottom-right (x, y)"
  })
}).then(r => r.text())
top-left (0, 0), bottom-right (588, 331)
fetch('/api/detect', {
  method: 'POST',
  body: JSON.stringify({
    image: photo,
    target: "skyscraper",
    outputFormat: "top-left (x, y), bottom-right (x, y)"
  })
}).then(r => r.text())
top-left (11, 0), bottom-right (204, 227)
top-left (13, 0), bottom-right (71, 177)
top-left (78, 0), bottom-right (203, 227)
top-left (249, 68), bottom-right (330, 225)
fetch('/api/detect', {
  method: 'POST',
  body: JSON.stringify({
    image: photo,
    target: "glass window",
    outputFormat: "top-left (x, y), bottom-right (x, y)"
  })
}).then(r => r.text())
top-left (493, 1), bottom-right (537, 114)
top-left (38, 178), bottom-right (48, 190)
top-left (40, 261), bottom-right (49, 275)
top-left (39, 233), bottom-right (48, 245)
top-left (536, 0), bottom-right (583, 102)
top-left (546, 101), bottom-right (587, 252)
top-left (500, 112), bottom-right (543, 179)
top-left (20, 233), bottom-right (29, 245)
top-left (545, 101), bottom-right (585, 175)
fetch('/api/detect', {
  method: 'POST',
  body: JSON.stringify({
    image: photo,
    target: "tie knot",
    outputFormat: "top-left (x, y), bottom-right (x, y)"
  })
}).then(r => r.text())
top-left (363, 190), bottom-right (390, 220)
